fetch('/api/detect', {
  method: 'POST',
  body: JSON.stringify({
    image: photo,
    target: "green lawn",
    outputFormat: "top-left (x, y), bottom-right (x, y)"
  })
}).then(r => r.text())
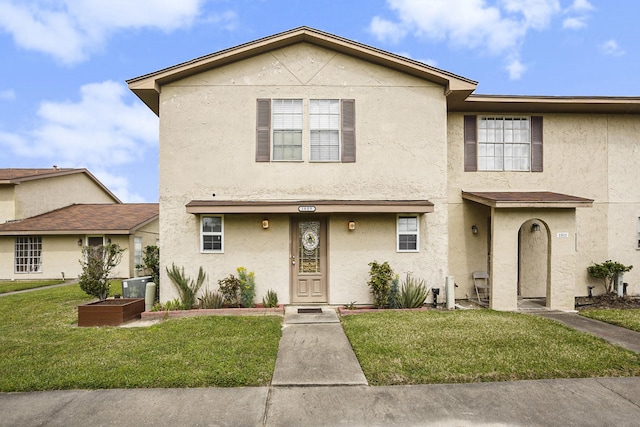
top-left (581, 309), bottom-right (640, 333)
top-left (341, 310), bottom-right (640, 385)
top-left (0, 284), bottom-right (282, 392)
top-left (0, 279), bottom-right (65, 293)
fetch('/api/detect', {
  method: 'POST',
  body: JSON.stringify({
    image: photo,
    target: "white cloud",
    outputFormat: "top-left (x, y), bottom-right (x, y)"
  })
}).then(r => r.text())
top-left (0, 0), bottom-right (217, 64)
top-left (506, 58), bottom-right (526, 80)
top-left (0, 89), bottom-right (16, 100)
top-left (0, 81), bottom-right (158, 202)
top-left (563, 0), bottom-right (594, 30)
top-left (599, 39), bottom-right (625, 57)
top-left (370, 0), bottom-right (562, 80)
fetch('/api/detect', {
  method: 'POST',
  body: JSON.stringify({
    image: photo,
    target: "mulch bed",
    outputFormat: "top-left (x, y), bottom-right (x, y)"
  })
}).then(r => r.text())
top-left (575, 294), bottom-right (640, 310)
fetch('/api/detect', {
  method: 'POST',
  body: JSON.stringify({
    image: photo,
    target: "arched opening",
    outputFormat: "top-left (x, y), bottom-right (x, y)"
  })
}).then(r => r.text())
top-left (518, 219), bottom-right (549, 307)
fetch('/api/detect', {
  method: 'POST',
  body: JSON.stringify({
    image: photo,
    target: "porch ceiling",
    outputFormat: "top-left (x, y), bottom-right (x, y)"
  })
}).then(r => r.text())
top-left (185, 199), bottom-right (434, 214)
top-left (462, 191), bottom-right (593, 208)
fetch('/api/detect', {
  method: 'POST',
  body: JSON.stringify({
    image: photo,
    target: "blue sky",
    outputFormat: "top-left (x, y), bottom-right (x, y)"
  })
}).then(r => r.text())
top-left (0, 0), bottom-right (637, 202)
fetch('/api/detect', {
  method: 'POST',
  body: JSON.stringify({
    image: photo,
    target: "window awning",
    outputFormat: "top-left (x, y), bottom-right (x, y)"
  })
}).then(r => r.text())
top-left (462, 191), bottom-right (593, 208)
top-left (186, 199), bottom-right (434, 214)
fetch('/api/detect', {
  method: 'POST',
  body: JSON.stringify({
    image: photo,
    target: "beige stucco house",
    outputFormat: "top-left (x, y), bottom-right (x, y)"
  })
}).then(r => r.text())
top-left (128, 27), bottom-right (640, 311)
top-left (0, 168), bottom-right (159, 280)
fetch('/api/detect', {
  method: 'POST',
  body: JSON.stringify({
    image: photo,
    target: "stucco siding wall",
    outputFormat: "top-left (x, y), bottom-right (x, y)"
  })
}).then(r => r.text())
top-left (14, 174), bottom-right (117, 219)
top-left (158, 43), bottom-right (449, 304)
top-left (447, 112), bottom-right (640, 300)
top-left (0, 187), bottom-right (15, 223)
top-left (0, 236), bottom-right (84, 280)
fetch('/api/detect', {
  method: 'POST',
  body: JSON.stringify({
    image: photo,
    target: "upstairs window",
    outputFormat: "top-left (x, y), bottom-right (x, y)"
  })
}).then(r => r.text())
top-left (256, 99), bottom-right (355, 163)
top-left (272, 99), bottom-right (303, 161)
top-left (310, 99), bottom-right (340, 161)
top-left (15, 236), bottom-right (42, 273)
top-left (478, 117), bottom-right (531, 171)
top-left (465, 115), bottom-right (543, 172)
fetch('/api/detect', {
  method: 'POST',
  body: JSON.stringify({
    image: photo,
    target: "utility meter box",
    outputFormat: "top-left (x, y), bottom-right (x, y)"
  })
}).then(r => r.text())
top-left (122, 276), bottom-right (152, 298)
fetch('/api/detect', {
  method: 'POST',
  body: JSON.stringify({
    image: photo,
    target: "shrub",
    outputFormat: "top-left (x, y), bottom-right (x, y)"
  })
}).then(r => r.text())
top-left (367, 261), bottom-right (394, 308)
top-left (78, 243), bottom-right (125, 301)
top-left (388, 274), bottom-right (400, 309)
top-left (218, 274), bottom-right (241, 307)
top-left (199, 289), bottom-right (224, 309)
top-left (142, 245), bottom-right (160, 286)
top-left (165, 264), bottom-right (206, 309)
top-left (587, 260), bottom-right (633, 294)
top-left (262, 289), bottom-right (278, 308)
top-left (151, 298), bottom-right (183, 311)
top-left (397, 273), bottom-right (428, 308)
top-left (238, 267), bottom-right (256, 308)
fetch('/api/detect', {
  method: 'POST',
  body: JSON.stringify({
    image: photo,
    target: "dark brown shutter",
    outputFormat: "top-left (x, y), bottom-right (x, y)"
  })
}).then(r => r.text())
top-left (341, 99), bottom-right (356, 163)
top-left (531, 116), bottom-right (543, 172)
top-left (464, 115), bottom-right (477, 171)
top-left (256, 99), bottom-right (271, 162)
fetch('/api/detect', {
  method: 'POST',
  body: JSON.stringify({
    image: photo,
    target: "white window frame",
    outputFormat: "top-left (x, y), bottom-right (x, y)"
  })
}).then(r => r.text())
top-left (397, 215), bottom-right (419, 253)
top-left (310, 99), bottom-right (340, 162)
top-left (272, 99), bottom-right (303, 162)
top-left (201, 215), bottom-right (224, 253)
top-left (478, 116), bottom-right (531, 171)
top-left (134, 236), bottom-right (143, 267)
top-left (15, 236), bottom-right (42, 273)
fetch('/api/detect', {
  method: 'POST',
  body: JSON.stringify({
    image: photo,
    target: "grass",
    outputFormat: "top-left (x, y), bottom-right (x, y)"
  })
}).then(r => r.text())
top-left (581, 309), bottom-right (640, 333)
top-left (341, 310), bottom-right (640, 385)
top-left (0, 279), bottom-right (65, 293)
top-left (0, 284), bottom-right (282, 392)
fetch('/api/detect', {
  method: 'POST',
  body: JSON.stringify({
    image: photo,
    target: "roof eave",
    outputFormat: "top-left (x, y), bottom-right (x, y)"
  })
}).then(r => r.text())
top-left (127, 27), bottom-right (477, 116)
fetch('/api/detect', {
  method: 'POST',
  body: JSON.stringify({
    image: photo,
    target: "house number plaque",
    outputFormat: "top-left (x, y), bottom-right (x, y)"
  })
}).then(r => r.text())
top-left (298, 206), bottom-right (316, 212)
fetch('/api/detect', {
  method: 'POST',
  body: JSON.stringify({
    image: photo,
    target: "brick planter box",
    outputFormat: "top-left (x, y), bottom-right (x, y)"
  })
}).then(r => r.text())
top-left (78, 298), bottom-right (145, 327)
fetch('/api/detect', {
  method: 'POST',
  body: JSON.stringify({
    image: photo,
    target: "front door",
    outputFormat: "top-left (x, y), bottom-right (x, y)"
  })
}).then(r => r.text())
top-left (291, 217), bottom-right (327, 303)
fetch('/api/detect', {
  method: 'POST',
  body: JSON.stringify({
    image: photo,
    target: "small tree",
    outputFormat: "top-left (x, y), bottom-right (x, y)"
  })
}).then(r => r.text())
top-left (367, 261), bottom-right (394, 308)
top-left (142, 245), bottom-right (159, 286)
top-left (587, 260), bottom-right (633, 294)
top-left (78, 244), bottom-right (125, 301)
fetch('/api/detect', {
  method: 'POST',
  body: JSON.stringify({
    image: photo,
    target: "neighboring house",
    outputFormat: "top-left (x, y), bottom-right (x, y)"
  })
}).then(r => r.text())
top-left (128, 27), bottom-right (640, 311)
top-left (0, 168), bottom-right (159, 280)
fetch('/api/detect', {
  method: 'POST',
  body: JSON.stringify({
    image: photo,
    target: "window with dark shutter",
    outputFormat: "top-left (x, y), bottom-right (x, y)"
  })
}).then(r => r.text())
top-left (256, 99), bottom-right (271, 162)
top-left (531, 116), bottom-right (543, 172)
top-left (341, 99), bottom-right (356, 163)
top-left (464, 115), bottom-right (477, 171)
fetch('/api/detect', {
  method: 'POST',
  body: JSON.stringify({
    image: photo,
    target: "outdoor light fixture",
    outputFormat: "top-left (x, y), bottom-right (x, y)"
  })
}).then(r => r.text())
top-left (77, 238), bottom-right (83, 246)
top-left (262, 219), bottom-right (269, 229)
top-left (531, 223), bottom-right (540, 232)
top-left (107, 238), bottom-right (112, 244)
top-left (348, 220), bottom-right (356, 231)
top-left (471, 225), bottom-right (478, 235)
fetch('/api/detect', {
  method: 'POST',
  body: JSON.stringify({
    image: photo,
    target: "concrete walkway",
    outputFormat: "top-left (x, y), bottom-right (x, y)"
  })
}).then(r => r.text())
top-left (272, 306), bottom-right (367, 386)
top-left (534, 311), bottom-right (640, 353)
top-left (2, 304), bottom-right (640, 426)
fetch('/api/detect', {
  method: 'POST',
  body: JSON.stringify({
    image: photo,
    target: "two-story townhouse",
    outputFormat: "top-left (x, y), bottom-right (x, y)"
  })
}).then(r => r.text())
top-left (128, 27), bottom-right (640, 311)
top-left (0, 168), bottom-right (159, 280)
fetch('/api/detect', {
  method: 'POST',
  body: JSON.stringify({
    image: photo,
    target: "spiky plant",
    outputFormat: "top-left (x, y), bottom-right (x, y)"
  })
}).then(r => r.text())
top-left (165, 264), bottom-right (206, 309)
top-left (397, 273), bottom-right (428, 309)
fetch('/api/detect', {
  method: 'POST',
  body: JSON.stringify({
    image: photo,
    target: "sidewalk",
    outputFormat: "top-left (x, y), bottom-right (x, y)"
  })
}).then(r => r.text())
top-left (1, 305), bottom-right (640, 426)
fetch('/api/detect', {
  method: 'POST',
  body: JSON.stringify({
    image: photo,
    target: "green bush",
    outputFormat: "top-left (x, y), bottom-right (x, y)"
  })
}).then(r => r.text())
top-left (262, 289), bottom-right (278, 308)
top-left (587, 260), bottom-right (633, 294)
top-left (397, 273), bottom-right (428, 309)
top-left (165, 264), bottom-right (206, 309)
top-left (388, 274), bottom-right (400, 309)
top-left (199, 289), bottom-right (224, 309)
top-left (78, 244), bottom-right (125, 301)
top-left (151, 298), bottom-right (184, 311)
top-left (218, 274), bottom-right (241, 307)
top-left (367, 261), bottom-right (394, 308)
top-left (238, 267), bottom-right (256, 308)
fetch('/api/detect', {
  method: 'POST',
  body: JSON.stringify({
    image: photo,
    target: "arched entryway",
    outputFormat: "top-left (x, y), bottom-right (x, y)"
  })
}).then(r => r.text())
top-left (518, 219), bottom-right (550, 307)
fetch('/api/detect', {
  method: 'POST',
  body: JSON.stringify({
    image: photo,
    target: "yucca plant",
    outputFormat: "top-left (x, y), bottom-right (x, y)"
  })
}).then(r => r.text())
top-left (262, 289), bottom-right (279, 308)
top-left (199, 289), bottom-right (224, 309)
top-left (388, 274), bottom-right (400, 309)
top-left (165, 264), bottom-right (206, 310)
top-left (397, 273), bottom-right (428, 309)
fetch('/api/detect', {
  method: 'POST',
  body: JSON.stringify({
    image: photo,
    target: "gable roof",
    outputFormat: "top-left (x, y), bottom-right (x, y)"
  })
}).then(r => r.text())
top-left (0, 203), bottom-right (159, 235)
top-left (0, 168), bottom-right (122, 203)
top-left (127, 26), bottom-right (478, 116)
